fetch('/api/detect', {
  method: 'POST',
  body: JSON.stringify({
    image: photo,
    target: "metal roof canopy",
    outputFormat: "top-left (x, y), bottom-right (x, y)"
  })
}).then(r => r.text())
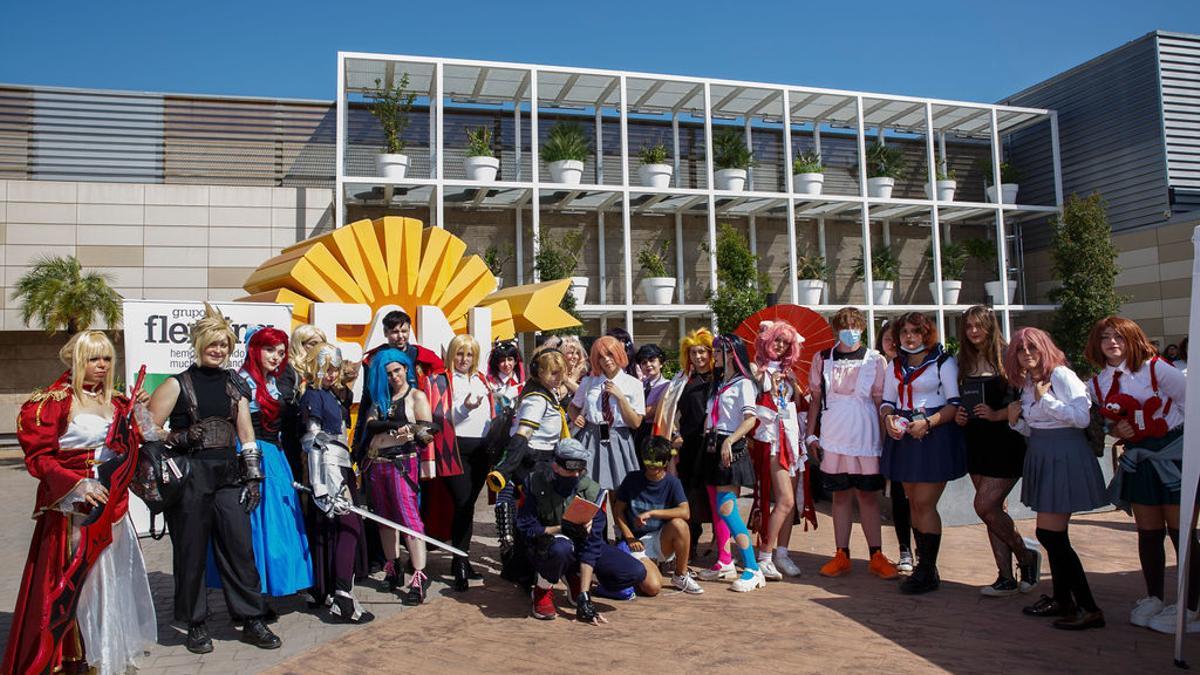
top-left (342, 53), bottom-right (1050, 139)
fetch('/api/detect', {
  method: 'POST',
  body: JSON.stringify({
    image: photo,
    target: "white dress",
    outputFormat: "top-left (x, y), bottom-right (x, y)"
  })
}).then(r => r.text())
top-left (810, 348), bottom-right (887, 474)
top-left (59, 414), bottom-right (158, 675)
top-left (753, 362), bottom-right (805, 476)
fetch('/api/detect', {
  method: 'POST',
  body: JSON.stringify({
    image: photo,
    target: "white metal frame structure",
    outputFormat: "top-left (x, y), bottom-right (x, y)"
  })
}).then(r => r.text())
top-left (335, 52), bottom-right (1063, 341)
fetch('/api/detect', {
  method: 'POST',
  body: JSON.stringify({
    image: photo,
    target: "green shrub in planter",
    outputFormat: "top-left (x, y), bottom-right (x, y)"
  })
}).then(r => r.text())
top-left (852, 246), bottom-right (901, 283)
top-left (926, 241), bottom-right (968, 279)
top-left (865, 141), bottom-right (906, 179)
top-left (979, 159), bottom-right (1021, 185)
top-left (792, 150), bottom-right (823, 174)
top-left (638, 142), bottom-right (670, 166)
top-left (542, 123), bottom-right (590, 163)
top-left (366, 74), bottom-right (417, 154)
top-left (465, 126), bottom-right (495, 158)
top-left (638, 238), bottom-right (671, 277)
top-left (713, 129), bottom-right (755, 170)
top-left (793, 253), bottom-right (828, 279)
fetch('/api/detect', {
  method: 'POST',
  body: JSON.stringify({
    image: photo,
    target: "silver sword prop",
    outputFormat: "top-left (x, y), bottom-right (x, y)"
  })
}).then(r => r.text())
top-left (292, 482), bottom-right (469, 559)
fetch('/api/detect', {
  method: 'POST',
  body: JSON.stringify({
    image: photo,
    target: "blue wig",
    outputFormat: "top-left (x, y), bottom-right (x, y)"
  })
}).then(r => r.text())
top-left (367, 347), bottom-right (416, 420)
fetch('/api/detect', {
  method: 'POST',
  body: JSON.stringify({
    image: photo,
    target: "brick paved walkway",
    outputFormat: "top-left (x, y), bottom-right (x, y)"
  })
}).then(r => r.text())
top-left (0, 455), bottom-right (1192, 674)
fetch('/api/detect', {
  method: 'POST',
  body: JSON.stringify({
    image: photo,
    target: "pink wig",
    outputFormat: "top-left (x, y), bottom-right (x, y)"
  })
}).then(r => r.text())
top-left (1004, 327), bottom-right (1067, 386)
top-left (754, 320), bottom-right (803, 371)
top-left (589, 335), bottom-right (630, 375)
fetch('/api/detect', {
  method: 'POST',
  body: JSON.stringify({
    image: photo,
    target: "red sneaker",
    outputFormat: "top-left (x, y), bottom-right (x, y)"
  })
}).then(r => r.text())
top-left (531, 586), bottom-right (557, 620)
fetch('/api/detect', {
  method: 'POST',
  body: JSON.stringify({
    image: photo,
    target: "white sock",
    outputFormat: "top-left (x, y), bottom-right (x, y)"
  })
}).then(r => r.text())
top-left (758, 551), bottom-right (771, 562)
top-left (535, 575), bottom-right (552, 589)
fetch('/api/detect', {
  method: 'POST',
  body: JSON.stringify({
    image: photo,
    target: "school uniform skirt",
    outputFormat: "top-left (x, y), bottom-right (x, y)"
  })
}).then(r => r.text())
top-left (578, 423), bottom-right (640, 492)
top-left (881, 421), bottom-right (967, 483)
top-left (1020, 427), bottom-right (1108, 514)
top-left (701, 433), bottom-right (757, 489)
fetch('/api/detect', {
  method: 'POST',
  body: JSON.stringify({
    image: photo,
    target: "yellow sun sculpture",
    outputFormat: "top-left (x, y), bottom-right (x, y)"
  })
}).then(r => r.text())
top-left (238, 216), bottom-right (580, 340)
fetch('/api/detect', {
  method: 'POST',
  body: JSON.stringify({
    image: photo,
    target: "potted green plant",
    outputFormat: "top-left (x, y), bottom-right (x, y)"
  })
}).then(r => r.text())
top-left (536, 230), bottom-right (588, 303)
top-left (637, 141), bottom-right (672, 189)
top-left (793, 252), bottom-right (828, 304)
top-left (925, 240), bottom-right (967, 304)
top-left (865, 141), bottom-right (906, 199)
top-left (365, 74), bottom-right (417, 179)
top-left (963, 237), bottom-right (1016, 304)
top-left (483, 243), bottom-right (513, 289)
top-left (925, 166), bottom-right (957, 202)
top-left (792, 150), bottom-right (824, 196)
top-left (542, 123), bottom-right (589, 185)
top-left (712, 128), bottom-right (754, 192)
top-left (981, 159), bottom-right (1021, 204)
top-left (852, 245), bottom-right (901, 305)
top-left (637, 238), bottom-right (675, 303)
top-left (464, 126), bottom-right (499, 182)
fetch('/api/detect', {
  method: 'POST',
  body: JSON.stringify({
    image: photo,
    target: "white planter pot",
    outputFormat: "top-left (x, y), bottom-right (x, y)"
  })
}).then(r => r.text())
top-left (928, 280), bottom-right (963, 305)
top-left (714, 168), bottom-right (747, 192)
top-left (377, 153), bottom-right (409, 179)
top-left (638, 163), bottom-right (673, 189)
top-left (548, 159), bottom-right (584, 185)
top-left (796, 279), bottom-right (826, 305)
top-left (924, 180), bottom-right (957, 202)
top-left (985, 280), bottom-right (1018, 305)
top-left (986, 183), bottom-right (1020, 204)
top-left (464, 155), bottom-right (499, 182)
top-left (793, 172), bottom-right (824, 195)
top-left (867, 176), bottom-right (895, 199)
top-left (640, 277), bottom-right (676, 304)
top-left (569, 276), bottom-right (589, 305)
top-left (493, 276), bottom-right (503, 291)
top-left (871, 280), bottom-right (895, 305)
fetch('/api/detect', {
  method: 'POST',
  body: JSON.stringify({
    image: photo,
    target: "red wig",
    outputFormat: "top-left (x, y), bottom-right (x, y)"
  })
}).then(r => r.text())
top-left (242, 327), bottom-right (289, 431)
top-left (589, 335), bottom-right (630, 376)
top-left (1004, 327), bottom-right (1067, 386)
top-left (754, 320), bottom-right (803, 371)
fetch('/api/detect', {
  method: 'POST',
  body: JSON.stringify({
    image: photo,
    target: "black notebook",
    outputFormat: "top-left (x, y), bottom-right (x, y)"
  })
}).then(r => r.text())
top-left (960, 378), bottom-right (987, 417)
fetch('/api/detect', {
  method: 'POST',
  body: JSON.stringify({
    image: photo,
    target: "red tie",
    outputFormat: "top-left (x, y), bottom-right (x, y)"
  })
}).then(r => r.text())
top-left (602, 387), bottom-right (614, 425)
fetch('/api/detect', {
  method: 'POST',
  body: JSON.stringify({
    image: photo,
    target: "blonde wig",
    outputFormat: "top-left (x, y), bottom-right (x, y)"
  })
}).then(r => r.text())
top-left (59, 330), bottom-right (116, 404)
top-left (289, 323), bottom-right (328, 365)
top-left (191, 303), bottom-right (237, 366)
top-left (301, 342), bottom-right (344, 392)
top-left (445, 334), bottom-right (482, 376)
top-left (679, 327), bottom-right (714, 374)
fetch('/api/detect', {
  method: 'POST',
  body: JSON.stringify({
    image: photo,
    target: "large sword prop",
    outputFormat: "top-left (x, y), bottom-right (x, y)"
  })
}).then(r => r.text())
top-left (292, 482), bottom-right (468, 559)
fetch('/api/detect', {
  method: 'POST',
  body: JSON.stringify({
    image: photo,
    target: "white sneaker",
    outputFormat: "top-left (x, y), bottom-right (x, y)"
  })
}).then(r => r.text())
top-left (671, 572), bottom-right (704, 595)
top-left (773, 551), bottom-right (802, 577)
top-left (730, 569), bottom-right (766, 592)
top-left (896, 548), bottom-right (914, 574)
top-left (1131, 596), bottom-right (1165, 627)
top-left (1148, 605), bottom-right (1200, 634)
top-left (698, 562), bottom-right (737, 581)
top-left (758, 558), bottom-right (784, 581)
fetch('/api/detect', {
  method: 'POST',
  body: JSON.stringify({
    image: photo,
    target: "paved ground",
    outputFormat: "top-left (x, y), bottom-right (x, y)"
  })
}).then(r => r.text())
top-left (0, 452), bottom-right (1191, 674)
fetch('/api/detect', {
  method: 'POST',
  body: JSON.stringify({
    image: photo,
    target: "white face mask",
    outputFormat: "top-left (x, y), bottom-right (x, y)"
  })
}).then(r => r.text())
top-left (900, 344), bottom-right (926, 355)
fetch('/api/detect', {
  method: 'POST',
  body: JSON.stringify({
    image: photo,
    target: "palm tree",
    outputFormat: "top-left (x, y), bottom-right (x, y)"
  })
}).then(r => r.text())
top-left (14, 255), bottom-right (123, 334)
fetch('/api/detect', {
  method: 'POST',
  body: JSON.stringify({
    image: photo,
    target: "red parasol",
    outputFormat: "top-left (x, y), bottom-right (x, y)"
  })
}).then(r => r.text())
top-left (735, 304), bottom-right (836, 395)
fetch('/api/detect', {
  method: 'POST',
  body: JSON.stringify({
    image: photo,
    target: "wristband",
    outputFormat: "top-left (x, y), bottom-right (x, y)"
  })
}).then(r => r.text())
top-left (806, 434), bottom-right (819, 446)
top-left (241, 441), bottom-right (258, 453)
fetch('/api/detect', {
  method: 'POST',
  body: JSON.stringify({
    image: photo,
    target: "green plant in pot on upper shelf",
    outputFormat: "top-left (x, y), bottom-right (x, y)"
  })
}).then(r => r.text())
top-left (979, 158), bottom-right (1021, 204)
top-left (864, 141), bottom-right (906, 199)
top-left (483, 243), bottom-right (513, 289)
top-left (792, 251), bottom-right (829, 305)
top-left (792, 150), bottom-right (825, 196)
top-left (464, 126), bottom-right (499, 182)
top-left (637, 141), bottom-right (673, 189)
top-left (536, 229), bottom-right (588, 309)
top-left (542, 123), bottom-right (590, 186)
top-left (366, 73), bottom-right (417, 179)
top-left (852, 245), bottom-right (901, 305)
top-left (637, 237), bottom-right (676, 304)
top-left (926, 166), bottom-right (957, 202)
top-left (925, 240), bottom-right (967, 304)
top-left (712, 128), bottom-right (755, 192)
top-left (963, 237), bottom-right (1015, 305)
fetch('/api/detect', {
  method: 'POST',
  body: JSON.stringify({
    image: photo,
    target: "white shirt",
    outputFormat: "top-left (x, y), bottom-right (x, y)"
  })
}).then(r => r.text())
top-left (1088, 358), bottom-right (1186, 431)
top-left (570, 371), bottom-right (646, 429)
top-left (451, 371), bottom-right (493, 439)
top-left (1011, 365), bottom-right (1091, 436)
top-left (511, 392), bottom-right (564, 451)
top-left (488, 374), bottom-right (523, 410)
top-left (882, 351), bottom-right (960, 412)
top-left (705, 377), bottom-right (758, 434)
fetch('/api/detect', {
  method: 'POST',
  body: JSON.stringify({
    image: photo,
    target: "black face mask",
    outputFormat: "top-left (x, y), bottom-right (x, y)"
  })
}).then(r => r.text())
top-left (552, 473), bottom-right (579, 497)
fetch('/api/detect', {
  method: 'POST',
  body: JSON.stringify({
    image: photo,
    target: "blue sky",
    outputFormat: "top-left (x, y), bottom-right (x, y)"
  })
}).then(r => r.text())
top-left (1, 0), bottom-right (1195, 103)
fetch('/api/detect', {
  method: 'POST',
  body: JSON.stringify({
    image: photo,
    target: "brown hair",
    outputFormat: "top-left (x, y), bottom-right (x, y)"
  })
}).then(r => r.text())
top-left (890, 312), bottom-right (938, 349)
top-left (1084, 316), bottom-right (1155, 372)
top-left (830, 307), bottom-right (867, 331)
top-left (957, 305), bottom-right (1007, 385)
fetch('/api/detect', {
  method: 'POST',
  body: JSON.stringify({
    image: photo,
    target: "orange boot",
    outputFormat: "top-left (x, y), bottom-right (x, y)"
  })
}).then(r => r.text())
top-left (869, 551), bottom-right (900, 580)
top-left (819, 550), bottom-right (852, 577)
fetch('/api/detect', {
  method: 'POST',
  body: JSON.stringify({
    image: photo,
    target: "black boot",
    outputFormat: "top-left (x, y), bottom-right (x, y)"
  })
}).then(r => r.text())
top-left (495, 501), bottom-right (515, 552)
top-left (186, 622), bottom-right (213, 654)
top-left (384, 560), bottom-right (402, 594)
top-left (403, 570), bottom-right (429, 606)
top-left (331, 590), bottom-right (376, 624)
top-left (240, 618), bottom-right (282, 650)
top-left (900, 531), bottom-right (941, 595)
top-left (465, 558), bottom-right (483, 581)
top-left (452, 556), bottom-right (470, 592)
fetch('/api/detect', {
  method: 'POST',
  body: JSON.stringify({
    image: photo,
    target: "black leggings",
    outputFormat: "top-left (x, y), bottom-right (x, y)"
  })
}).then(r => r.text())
top-left (891, 480), bottom-right (913, 551)
top-left (444, 437), bottom-right (491, 553)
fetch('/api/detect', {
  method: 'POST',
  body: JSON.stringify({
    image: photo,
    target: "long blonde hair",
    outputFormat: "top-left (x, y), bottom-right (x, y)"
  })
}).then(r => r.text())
top-left (445, 334), bottom-right (481, 376)
top-left (59, 330), bottom-right (116, 404)
top-left (289, 323), bottom-right (328, 366)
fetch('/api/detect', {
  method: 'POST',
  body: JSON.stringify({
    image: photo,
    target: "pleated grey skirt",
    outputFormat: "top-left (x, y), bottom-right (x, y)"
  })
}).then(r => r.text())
top-left (578, 423), bottom-right (640, 491)
top-left (1020, 427), bottom-right (1108, 514)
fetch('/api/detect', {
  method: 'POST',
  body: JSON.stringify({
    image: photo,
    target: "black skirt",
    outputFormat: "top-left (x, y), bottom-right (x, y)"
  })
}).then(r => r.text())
top-left (962, 375), bottom-right (1026, 479)
top-left (701, 432), bottom-right (756, 488)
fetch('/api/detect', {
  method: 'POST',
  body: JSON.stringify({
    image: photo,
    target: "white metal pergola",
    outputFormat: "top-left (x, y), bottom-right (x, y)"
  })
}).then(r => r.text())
top-left (334, 52), bottom-right (1063, 341)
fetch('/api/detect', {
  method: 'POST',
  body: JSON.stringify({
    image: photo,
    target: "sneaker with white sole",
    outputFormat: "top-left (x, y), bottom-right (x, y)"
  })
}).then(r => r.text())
top-left (773, 551), bottom-right (802, 577)
top-left (671, 572), bottom-right (704, 595)
top-left (758, 558), bottom-right (784, 581)
top-left (979, 575), bottom-right (1020, 597)
top-left (698, 562), bottom-right (737, 582)
top-left (730, 569), bottom-right (766, 592)
top-left (1148, 605), bottom-right (1200, 634)
top-left (896, 548), bottom-right (914, 574)
top-left (1018, 546), bottom-right (1042, 593)
top-left (1131, 596), bottom-right (1165, 627)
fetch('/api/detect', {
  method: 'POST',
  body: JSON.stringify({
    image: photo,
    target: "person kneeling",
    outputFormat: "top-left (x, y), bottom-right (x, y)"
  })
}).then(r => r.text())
top-left (517, 439), bottom-right (657, 623)
top-left (614, 437), bottom-right (703, 595)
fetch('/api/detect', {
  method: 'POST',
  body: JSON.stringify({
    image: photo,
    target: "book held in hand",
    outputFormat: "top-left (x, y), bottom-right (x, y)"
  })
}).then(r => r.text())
top-left (563, 489), bottom-right (607, 525)
top-left (961, 379), bottom-right (987, 417)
